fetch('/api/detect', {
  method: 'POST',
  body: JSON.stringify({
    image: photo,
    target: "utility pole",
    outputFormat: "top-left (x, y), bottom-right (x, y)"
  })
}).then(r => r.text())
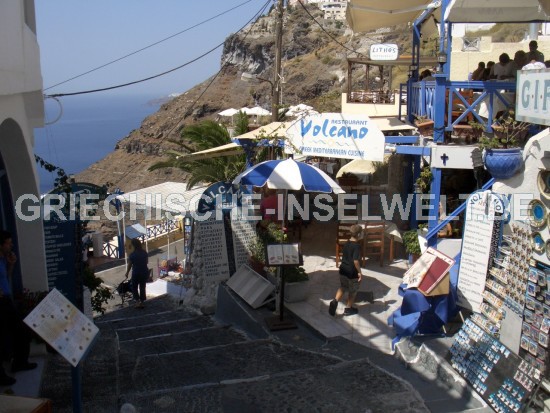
top-left (272, 0), bottom-right (284, 123)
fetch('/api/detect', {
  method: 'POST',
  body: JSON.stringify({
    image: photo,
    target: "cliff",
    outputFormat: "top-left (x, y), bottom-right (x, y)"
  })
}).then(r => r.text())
top-left (75, 3), bottom-right (403, 192)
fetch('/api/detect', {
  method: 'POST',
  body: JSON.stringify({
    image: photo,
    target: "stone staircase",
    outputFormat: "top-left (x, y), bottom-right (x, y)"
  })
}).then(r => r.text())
top-left (40, 294), bottom-right (432, 413)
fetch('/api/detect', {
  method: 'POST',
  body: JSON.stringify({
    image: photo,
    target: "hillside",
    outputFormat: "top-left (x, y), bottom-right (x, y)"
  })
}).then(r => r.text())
top-left (75, 3), bottom-right (414, 192)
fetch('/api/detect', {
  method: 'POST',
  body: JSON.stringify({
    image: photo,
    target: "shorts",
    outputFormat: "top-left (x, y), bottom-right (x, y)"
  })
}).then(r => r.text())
top-left (339, 275), bottom-right (360, 294)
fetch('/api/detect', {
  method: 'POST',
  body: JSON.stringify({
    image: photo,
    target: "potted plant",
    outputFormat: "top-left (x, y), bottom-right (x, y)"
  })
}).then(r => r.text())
top-left (414, 115), bottom-right (434, 137)
top-left (247, 222), bottom-right (286, 276)
top-left (478, 112), bottom-right (529, 179)
top-left (403, 229), bottom-right (422, 263)
top-left (283, 265), bottom-right (309, 302)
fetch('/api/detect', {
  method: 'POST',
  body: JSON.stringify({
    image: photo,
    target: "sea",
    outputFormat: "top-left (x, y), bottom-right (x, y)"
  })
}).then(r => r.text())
top-left (34, 94), bottom-right (161, 194)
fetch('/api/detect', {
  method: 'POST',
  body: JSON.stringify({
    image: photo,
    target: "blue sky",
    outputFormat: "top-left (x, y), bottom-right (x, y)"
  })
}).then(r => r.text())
top-left (36, 0), bottom-right (271, 99)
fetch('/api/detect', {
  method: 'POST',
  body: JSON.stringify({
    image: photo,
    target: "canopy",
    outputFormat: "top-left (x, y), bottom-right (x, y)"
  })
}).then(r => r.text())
top-left (117, 182), bottom-right (208, 215)
top-left (444, 0), bottom-right (550, 22)
top-left (346, 0), bottom-right (438, 33)
top-left (336, 160), bottom-right (378, 178)
top-left (175, 142), bottom-right (244, 162)
top-left (241, 106), bottom-right (271, 116)
top-left (218, 108), bottom-right (239, 117)
top-left (234, 121), bottom-right (288, 141)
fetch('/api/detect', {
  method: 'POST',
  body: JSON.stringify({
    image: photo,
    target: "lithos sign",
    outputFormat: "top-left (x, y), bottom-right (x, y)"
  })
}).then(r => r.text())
top-left (370, 44), bottom-right (398, 61)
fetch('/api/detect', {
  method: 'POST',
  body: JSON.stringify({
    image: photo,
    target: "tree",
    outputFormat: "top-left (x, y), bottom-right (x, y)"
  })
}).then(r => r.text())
top-left (149, 120), bottom-right (247, 189)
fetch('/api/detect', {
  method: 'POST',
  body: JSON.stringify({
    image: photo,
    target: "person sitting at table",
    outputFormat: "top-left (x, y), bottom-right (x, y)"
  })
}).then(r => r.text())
top-left (490, 53), bottom-right (514, 80)
top-left (471, 61), bottom-right (485, 81)
top-left (527, 40), bottom-right (545, 63)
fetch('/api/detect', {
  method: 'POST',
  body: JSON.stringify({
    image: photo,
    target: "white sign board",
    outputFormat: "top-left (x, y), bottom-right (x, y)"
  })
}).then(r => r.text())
top-left (231, 219), bottom-right (258, 272)
top-left (285, 113), bottom-right (385, 161)
top-left (24, 288), bottom-right (99, 367)
top-left (516, 69), bottom-right (550, 126)
top-left (195, 216), bottom-right (230, 282)
top-left (370, 43), bottom-right (398, 60)
top-left (456, 191), bottom-right (505, 312)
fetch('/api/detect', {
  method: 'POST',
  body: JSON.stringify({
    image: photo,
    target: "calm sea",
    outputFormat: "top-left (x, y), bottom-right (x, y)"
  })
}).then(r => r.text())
top-left (34, 94), bottom-right (160, 194)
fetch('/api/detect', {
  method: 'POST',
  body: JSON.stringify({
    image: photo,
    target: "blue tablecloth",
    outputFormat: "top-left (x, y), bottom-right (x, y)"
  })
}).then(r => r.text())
top-left (388, 254), bottom-right (461, 348)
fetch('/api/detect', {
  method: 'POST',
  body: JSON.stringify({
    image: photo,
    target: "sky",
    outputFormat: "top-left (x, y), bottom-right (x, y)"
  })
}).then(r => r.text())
top-left (35, 0), bottom-right (272, 100)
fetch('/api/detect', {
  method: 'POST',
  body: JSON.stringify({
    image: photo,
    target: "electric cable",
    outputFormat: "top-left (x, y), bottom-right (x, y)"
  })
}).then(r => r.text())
top-left (44, 0), bottom-right (259, 91)
top-left (110, 0), bottom-right (271, 187)
top-left (296, 1), bottom-right (366, 57)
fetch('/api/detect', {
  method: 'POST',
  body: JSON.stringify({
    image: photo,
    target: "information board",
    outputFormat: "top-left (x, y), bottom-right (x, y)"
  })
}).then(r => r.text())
top-left (457, 191), bottom-right (504, 312)
top-left (231, 219), bottom-right (257, 272)
top-left (24, 288), bottom-right (99, 367)
top-left (195, 217), bottom-right (230, 282)
top-left (44, 221), bottom-right (77, 303)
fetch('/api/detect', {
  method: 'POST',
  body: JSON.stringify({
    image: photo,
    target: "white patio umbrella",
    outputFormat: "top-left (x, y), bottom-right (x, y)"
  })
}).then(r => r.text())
top-left (245, 106), bottom-right (271, 116)
top-left (233, 158), bottom-right (344, 327)
top-left (218, 108), bottom-right (240, 117)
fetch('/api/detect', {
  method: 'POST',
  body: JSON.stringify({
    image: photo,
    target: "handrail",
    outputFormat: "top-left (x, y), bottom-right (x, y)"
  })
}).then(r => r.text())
top-left (425, 178), bottom-right (496, 242)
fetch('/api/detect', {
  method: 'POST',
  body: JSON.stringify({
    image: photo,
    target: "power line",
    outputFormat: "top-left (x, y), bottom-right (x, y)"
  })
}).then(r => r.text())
top-left (44, 0), bottom-right (259, 91)
top-left (296, 1), bottom-right (367, 57)
top-left (111, 0), bottom-right (272, 187)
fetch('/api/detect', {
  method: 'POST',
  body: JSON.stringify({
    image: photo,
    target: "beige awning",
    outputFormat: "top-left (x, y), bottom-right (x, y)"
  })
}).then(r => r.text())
top-left (176, 142), bottom-right (244, 162)
top-left (371, 117), bottom-right (417, 132)
top-left (233, 121), bottom-right (288, 140)
top-left (346, 0), bottom-right (438, 33)
top-left (444, 0), bottom-right (550, 23)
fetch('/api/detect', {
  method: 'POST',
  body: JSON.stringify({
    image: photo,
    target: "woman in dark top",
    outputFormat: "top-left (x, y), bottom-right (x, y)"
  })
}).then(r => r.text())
top-left (329, 224), bottom-right (364, 316)
top-left (124, 238), bottom-right (149, 308)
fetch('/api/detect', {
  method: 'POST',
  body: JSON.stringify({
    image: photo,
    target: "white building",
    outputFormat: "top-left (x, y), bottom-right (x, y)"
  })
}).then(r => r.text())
top-left (0, 1), bottom-right (47, 292)
top-left (288, 0), bottom-right (347, 20)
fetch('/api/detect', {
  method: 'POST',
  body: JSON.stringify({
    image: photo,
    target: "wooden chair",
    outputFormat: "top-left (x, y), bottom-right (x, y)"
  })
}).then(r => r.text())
top-left (363, 220), bottom-right (385, 267)
top-left (335, 221), bottom-right (364, 267)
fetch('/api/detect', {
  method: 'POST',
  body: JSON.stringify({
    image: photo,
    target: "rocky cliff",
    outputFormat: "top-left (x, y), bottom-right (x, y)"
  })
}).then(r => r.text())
top-left (75, 3), bottom-right (401, 192)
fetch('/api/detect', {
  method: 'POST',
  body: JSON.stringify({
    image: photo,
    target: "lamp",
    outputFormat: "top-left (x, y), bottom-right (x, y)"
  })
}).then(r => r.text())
top-left (437, 52), bottom-right (447, 64)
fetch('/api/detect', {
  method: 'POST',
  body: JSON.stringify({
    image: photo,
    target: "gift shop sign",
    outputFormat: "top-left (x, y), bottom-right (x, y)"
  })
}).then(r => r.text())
top-left (370, 44), bottom-right (398, 61)
top-left (285, 113), bottom-right (385, 161)
top-left (516, 69), bottom-right (550, 126)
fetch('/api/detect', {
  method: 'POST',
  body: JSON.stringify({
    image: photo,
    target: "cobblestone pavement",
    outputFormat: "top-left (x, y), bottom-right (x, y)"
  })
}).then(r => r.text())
top-left (40, 295), bottom-right (430, 413)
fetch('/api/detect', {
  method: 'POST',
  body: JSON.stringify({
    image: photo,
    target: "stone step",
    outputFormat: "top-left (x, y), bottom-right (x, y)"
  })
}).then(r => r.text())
top-left (116, 315), bottom-right (214, 342)
top-left (120, 358), bottom-right (429, 412)
top-left (120, 325), bottom-right (249, 357)
top-left (118, 339), bottom-right (342, 394)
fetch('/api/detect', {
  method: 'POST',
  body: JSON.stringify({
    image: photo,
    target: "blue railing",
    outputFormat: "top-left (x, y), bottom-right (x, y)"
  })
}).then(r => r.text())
top-left (425, 178), bottom-right (496, 242)
top-left (410, 78), bottom-right (516, 133)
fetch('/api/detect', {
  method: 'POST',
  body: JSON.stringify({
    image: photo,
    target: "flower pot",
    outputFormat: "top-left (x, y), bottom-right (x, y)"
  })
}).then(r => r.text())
top-left (283, 280), bottom-right (309, 303)
top-left (415, 120), bottom-right (434, 136)
top-left (483, 148), bottom-right (523, 179)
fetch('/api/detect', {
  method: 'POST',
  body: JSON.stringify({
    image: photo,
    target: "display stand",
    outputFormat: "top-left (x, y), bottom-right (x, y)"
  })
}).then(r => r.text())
top-left (264, 243), bottom-right (303, 331)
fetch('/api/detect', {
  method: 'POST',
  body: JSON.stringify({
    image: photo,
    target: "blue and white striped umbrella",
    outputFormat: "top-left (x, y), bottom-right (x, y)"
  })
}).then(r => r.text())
top-left (233, 158), bottom-right (344, 194)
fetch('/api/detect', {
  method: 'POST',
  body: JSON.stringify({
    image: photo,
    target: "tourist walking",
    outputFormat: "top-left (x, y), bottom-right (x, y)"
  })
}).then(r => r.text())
top-left (329, 224), bottom-right (363, 316)
top-left (124, 239), bottom-right (148, 309)
top-left (0, 230), bottom-right (37, 385)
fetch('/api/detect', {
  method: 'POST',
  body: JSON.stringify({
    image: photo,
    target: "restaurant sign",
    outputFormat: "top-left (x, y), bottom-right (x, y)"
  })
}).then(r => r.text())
top-left (370, 44), bottom-right (398, 61)
top-left (285, 113), bottom-right (385, 161)
top-left (516, 69), bottom-right (550, 126)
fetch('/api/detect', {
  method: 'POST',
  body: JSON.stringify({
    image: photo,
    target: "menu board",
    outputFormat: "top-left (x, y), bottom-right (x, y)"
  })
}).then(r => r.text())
top-left (44, 221), bottom-right (77, 303)
top-left (457, 191), bottom-right (504, 312)
top-left (231, 219), bottom-right (257, 272)
top-left (266, 243), bottom-right (303, 266)
top-left (195, 217), bottom-right (229, 282)
top-left (24, 288), bottom-right (98, 367)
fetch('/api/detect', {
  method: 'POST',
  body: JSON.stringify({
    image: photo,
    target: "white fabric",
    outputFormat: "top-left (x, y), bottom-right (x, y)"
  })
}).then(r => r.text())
top-left (242, 106), bottom-right (271, 116)
top-left (218, 108), bottom-right (239, 117)
top-left (523, 61), bottom-right (547, 70)
top-left (444, 0), bottom-right (550, 22)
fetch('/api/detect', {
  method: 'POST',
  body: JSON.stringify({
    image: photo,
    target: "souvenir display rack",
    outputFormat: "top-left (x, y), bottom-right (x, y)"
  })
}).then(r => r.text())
top-left (451, 319), bottom-right (541, 413)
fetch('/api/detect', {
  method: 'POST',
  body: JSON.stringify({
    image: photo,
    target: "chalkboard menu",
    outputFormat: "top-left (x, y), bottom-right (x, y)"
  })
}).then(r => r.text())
top-left (195, 217), bottom-right (229, 282)
top-left (44, 221), bottom-right (78, 303)
top-left (451, 319), bottom-right (541, 412)
top-left (231, 219), bottom-right (257, 272)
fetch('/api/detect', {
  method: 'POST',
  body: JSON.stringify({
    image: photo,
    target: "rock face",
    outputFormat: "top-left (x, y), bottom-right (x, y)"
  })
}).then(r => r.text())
top-left (75, 3), bottom-right (395, 193)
